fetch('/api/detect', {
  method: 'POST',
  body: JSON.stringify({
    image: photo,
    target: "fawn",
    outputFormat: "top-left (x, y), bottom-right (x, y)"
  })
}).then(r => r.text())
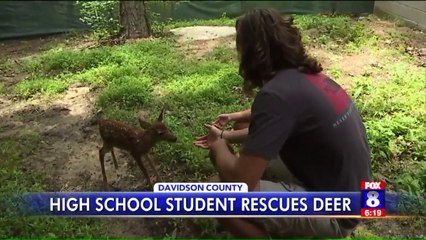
top-left (98, 109), bottom-right (177, 188)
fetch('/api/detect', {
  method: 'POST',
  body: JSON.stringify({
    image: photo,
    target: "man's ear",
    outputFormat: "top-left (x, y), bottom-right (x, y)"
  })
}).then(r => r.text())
top-left (138, 117), bottom-right (152, 129)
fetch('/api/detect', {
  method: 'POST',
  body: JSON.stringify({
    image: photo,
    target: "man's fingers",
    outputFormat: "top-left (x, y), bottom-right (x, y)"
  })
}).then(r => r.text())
top-left (195, 135), bottom-right (207, 140)
top-left (193, 139), bottom-right (207, 145)
top-left (193, 142), bottom-right (209, 149)
top-left (214, 119), bottom-right (224, 125)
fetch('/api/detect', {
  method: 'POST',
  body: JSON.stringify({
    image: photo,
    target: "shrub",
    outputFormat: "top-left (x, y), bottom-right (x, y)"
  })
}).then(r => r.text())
top-left (75, 0), bottom-right (121, 38)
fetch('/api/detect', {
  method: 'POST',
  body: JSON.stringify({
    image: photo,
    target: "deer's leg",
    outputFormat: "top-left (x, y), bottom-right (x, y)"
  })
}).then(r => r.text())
top-left (145, 155), bottom-right (161, 182)
top-left (132, 154), bottom-right (153, 188)
top-left (111, 148), bottom-right (118, 169)
top-left (99, 143), bottom-right (112, 184)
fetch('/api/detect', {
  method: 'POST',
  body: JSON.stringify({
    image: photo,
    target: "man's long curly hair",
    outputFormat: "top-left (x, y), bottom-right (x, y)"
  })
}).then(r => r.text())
top-left (236, 8), bottom-right (323, 94)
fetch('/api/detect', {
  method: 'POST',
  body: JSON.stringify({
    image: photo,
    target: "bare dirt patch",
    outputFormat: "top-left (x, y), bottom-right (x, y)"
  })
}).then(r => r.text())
top-left (173, 26), bottom-right (236, 60)
top-left (0, 34), bottom-right (67, 61)
top-left (0, 59), bottom-right (29, 88)
top-left (338, 53), bottom-right (376, 75)
top-left (178, 35), bottom-right (236, 61)
top-left (308, 47), bottom-right (336, 70)
top-left (0, 33), bottom-right (97, 62)
top-left (171, 26), bottom-right (235, 41)
top-left (368, 18), bottom-right (426, 66)
top-left (0, 86), bottom-right (104, 191)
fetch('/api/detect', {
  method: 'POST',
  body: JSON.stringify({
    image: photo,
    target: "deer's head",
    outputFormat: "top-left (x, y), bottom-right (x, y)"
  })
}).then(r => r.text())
top-left (138, 109), bottom-right (177, 143)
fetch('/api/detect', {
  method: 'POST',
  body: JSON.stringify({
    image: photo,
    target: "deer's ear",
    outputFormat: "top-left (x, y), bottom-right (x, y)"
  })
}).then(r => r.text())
top-left (138, 117), bottom-right (152, 129)
top-left (157, 109), bottom-right (166, 122)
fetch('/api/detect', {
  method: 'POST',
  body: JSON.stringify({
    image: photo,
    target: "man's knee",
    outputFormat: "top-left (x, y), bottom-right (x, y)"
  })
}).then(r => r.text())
top-left (208, 175), bottom-right (221, 182)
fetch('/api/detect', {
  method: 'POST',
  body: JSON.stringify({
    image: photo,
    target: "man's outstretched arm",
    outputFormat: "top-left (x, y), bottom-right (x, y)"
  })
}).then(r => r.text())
top-left (222, 128), bottom-right (249, 144)
top-left (209, 138), bottom-right (268, 191)
top-left (230, 109), bottom-right (252, 122)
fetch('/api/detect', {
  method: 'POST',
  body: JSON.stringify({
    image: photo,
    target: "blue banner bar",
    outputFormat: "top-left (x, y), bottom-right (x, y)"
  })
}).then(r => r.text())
top-left (10, 192), bottom-right (366, 217)
top-left (1, 191), bottom-right (419, 217)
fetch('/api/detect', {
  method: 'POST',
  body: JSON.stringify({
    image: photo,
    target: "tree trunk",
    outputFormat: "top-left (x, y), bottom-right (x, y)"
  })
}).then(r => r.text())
top-left (119, 0), bottom-right (151, 39)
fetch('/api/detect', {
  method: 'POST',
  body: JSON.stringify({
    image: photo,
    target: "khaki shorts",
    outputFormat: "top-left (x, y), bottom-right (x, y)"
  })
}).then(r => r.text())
top-left (251, 157), bottom-right (355, 238)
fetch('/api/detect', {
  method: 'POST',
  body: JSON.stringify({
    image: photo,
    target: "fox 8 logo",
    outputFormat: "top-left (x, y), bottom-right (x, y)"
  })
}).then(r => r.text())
top-left (365, 191), bottom-right (381, 208)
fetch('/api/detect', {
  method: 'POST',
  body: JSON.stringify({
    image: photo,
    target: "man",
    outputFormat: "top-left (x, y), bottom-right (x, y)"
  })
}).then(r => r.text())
top-left (194, 8), bottom-right (372, 238)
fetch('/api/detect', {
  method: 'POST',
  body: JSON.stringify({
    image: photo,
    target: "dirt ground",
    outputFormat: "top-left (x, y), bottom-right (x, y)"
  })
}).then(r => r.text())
top-left (0, 23), bottom-right (425, 238)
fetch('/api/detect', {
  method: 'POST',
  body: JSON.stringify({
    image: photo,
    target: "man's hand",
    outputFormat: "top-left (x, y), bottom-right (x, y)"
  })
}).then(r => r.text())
top-left (193, 124), bottom-right (222, 149)
top-left (214, 114), bottom-right (232, 129)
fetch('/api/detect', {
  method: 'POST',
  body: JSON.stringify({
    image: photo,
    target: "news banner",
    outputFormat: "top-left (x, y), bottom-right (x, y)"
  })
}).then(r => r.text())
top-left (6, 181), bottom-right (419, 218)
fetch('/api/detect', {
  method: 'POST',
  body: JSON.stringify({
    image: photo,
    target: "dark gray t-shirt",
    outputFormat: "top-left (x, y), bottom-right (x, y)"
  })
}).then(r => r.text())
top-left (242, 69), bottom-right (372, 229)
